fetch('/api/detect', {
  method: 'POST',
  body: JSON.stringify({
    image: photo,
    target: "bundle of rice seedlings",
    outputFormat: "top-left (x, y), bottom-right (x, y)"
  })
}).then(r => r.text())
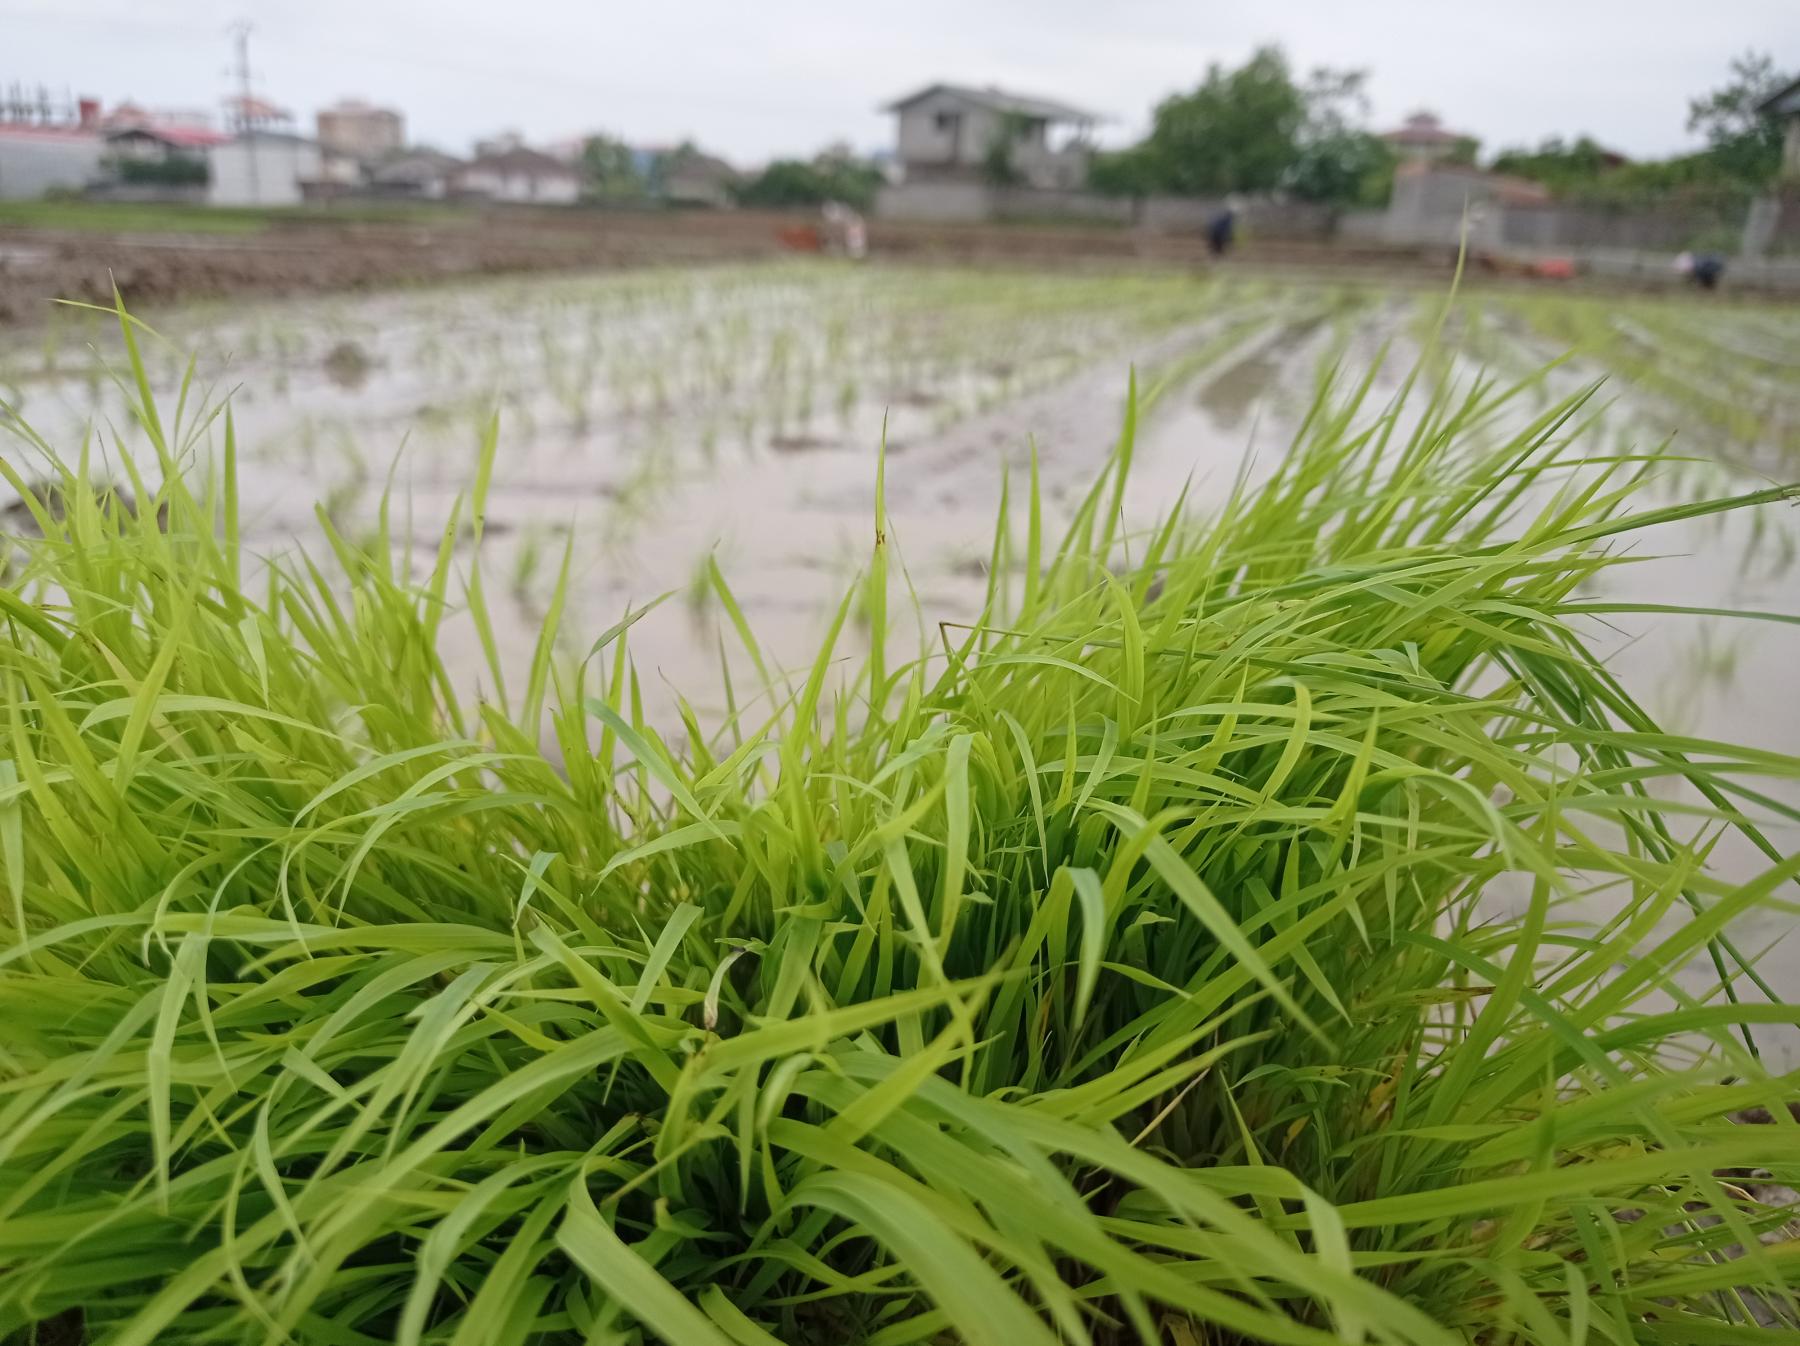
top-left (1, 306), bottom-right (1796, 1345)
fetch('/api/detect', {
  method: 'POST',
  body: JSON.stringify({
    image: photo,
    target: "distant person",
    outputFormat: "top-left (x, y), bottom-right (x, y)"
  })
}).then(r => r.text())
top-left (1676, 251), bottom-right (1725, 290)
top-left (1206, 204), bottom-right (1237, 258)
top-left (823, 201), bottom-right (868, 260)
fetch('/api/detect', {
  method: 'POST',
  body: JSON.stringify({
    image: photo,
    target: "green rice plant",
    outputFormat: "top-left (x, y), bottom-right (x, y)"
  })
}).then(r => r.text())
top-left (1, 304), bottom-right (1799, 1346)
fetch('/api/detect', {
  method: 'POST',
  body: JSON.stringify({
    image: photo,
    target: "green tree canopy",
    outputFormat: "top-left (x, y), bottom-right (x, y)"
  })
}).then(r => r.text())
top-left (1686, 49), bottom-right (1792, 184)
top-left (1489, 136), bottom-right (1620, 192)
top-left (735, 152), bottom-right (883, 210)
top-left (1285, 68), bottom-right (1394, 205)
top-left (1142, 46), bottom-right (1307, 195)
top-left (579, 134), bottom-right (646, 201)
top-left (1090, 47), bottom-right (1392, 205)
top-left (1482, 52), bottom-right (1791, 207)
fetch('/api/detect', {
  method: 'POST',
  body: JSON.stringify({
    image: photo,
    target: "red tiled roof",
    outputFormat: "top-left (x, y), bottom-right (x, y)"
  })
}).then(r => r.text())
top-left (1382, 114), bottom-right (1465, 146)
top-left (0, 124), bottom-right (101, 142)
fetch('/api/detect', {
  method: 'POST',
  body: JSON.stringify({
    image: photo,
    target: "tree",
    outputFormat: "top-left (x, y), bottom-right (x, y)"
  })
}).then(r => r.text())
top-left (1686, 50), bottom-right (1792, 184)
top-left (1142, 46), bottom-right (1308, 194)
top-left (580, 134), bottom-right (645, 201)
top-left (1489, 136), bottom-right (1619, 193)
top-left (1091, 48), bottom-right (1391, 204)
top-left (1087, 143), bottom-right (1166, 198)
top-left (1445, 136), bottom-right (1481, 167)
top-left (1287, 132), bottom-right (1393, 204)
top-left (1489, 52), bottom-right (1791, 209)
top-left (980, 112), bottom-right (1032, 188)
top-left (113, 155), bottom-right (209, 187)
top-left (1285, 67), bottom-right (1393, 205)
top-left (735, 151), bottom-right (883, 210)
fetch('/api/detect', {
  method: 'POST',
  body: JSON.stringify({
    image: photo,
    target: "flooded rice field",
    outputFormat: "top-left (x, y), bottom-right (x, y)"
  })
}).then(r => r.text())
top-left (4, 261), bottom-right (1799, 1039)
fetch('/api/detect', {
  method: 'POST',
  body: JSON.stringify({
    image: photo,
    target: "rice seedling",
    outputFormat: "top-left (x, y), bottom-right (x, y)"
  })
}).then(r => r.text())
top-left (2, 298), bottom-right (1799, 1346)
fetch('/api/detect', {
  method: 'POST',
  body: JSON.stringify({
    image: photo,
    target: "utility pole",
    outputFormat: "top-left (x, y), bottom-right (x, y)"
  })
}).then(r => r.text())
top-left (227, 20), bottom-right (259, 202)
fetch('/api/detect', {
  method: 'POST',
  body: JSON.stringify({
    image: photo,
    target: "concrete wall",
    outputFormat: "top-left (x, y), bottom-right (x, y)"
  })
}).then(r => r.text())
top-left (1383, 168), bottom-right (1506, 249)
top-left (876, 180), bottom-right (990, 223)
top-left (991, 187), bottom-right (1131, 225)
top-left (1140, 196), bottom-right (1338, 240)
top-left (1370, 167), bottom-right (1785, 257)
top-left (0, 131), bottom-right (104, 200)
top-left (1499, 203), bottom-right (1738, 252)
top-left (209, 137), bottom-right (321, 206)
top-left (1336, 209), bottom-right (1391, 242)
top-left (876, 181), bottom-right (1337, 238)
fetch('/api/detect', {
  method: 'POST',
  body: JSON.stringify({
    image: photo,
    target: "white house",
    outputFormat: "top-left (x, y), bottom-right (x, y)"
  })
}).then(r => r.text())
top-left (207, 131), bottom-right (321, 206)
top-left (881, 83), bottom-right (1099, 190)
top-left (660, 151), bottom-right (738, 208)
top-left (454, 146), bottom-right (580, 204)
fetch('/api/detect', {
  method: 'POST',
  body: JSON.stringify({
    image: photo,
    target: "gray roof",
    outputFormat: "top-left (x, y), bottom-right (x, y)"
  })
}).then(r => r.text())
top-left (463, 146), bottom-right (579, 178)
top-left (370, 147), bottom-right (464, 180)
top-left (1760, 73), bottom-right (1800, 116)
top-left (881, 82), bottom-right (1101, 123)
top-left (664, 152), bottom-right (737, 183)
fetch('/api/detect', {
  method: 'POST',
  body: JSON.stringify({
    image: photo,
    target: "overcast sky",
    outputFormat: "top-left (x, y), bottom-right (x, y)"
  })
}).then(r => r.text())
top-left (8, 0), bottom-right (1798, 164)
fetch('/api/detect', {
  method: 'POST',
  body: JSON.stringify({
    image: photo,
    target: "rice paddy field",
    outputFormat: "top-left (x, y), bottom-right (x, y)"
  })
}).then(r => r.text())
top-left (2, 261), bottom-right (1800, 1344)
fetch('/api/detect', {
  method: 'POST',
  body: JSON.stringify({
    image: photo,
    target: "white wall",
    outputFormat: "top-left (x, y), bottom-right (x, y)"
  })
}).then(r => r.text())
top-left (0, 132), bottom-right (104, 200)
top-left (458, 168), bottom-right (578, 204)
top-left (895, 93), bottom-right (1002, 170)
top-left (208, 137), bottom-right (321, 206)
top-left (875, 180), bottom-right (990, 222)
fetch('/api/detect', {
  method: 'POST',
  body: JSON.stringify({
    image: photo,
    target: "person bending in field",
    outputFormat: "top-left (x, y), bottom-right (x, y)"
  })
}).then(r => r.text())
top-left (1676, 251), bottom-right (1726, 290)
top-left (1207, 204), bottom-right (1237, 257)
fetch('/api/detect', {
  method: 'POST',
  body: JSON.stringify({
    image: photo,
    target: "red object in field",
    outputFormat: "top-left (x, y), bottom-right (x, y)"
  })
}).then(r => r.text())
top-left (778, 225), bottom-right (823, 252)
top-left (1531, 256), bottom-right (1578, 280)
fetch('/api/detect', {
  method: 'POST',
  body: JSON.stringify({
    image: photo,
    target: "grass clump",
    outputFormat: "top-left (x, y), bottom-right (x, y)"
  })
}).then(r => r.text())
top-left (2, 308), bottom-right (1799, 1345)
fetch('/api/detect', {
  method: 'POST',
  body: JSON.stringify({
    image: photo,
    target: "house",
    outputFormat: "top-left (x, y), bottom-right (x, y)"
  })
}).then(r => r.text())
top-left (455, 146), bottom-right (580, 204)
top-left (1760, 73), bottom-right (1800, 181)
top-left (473, 130), bottom-right (528, 159)
top-left (881, 82), bottom-right (1100, 189)
top-left (207, 130), bottom-right (322, 206)
top-left (98, 122), bottom-right (227, 195)
top-left (103, 123), bottom-right (229, 165)
top-left (316, 99), bottom-right (404, 162)
top-left (0, 123), bottom-right (104, 199)
top-left (660, 150), bottom-right (738, 208)
top-left (104, 124), bottom-right (229, 158)
top-left (1380, 112), bottom-right (1470, 164)
top-left (367, 147), bottom-right (463, 199)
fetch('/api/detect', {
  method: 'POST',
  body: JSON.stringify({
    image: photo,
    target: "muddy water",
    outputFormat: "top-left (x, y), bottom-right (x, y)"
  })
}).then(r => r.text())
top-left (4, 265), bottom-right (1798, 1051)
top-left (0, 263), bottom-right (1321, 724)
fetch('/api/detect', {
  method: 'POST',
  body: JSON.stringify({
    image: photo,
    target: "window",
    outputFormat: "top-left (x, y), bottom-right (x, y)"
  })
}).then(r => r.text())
top-left (933, 110), bottom-right (960, 133)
